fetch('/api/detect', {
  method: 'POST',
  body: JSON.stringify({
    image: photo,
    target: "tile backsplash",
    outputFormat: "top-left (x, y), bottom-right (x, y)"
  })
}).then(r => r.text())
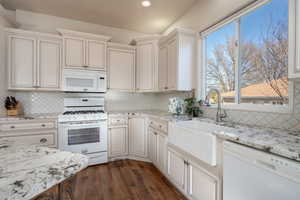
top-left (13, 91), bottom-right (191, 115)
top-left (1, 83), bottom-right (300, 131)
top-left (202, 82), bottom-right (300, 130)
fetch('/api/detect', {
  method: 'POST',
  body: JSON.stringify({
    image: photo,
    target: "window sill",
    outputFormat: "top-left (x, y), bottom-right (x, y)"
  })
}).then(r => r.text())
top-left (203, 103), bottom-right (293, 114)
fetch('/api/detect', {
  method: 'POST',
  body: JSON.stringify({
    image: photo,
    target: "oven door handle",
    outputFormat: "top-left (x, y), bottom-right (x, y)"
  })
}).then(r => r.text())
top-left (61, 120), bottom-right (107, 126)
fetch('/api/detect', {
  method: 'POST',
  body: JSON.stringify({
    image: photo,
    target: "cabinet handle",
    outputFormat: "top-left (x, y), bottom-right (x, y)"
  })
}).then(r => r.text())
top-left (40, 138), bottom-right (47, 143)
top-left (83, 65), bottom-right (88, 68)
top-left (10, 125), bottom-right (15, 129)
top-left (41, 124), bottom-right (46, 127)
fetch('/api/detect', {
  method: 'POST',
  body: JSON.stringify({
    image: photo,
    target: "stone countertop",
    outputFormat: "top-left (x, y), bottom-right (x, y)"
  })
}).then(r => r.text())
top-left (0, 139), bottom-right (89, 200)
top-left (108, 110), bottom-right (191, 122)
top-left (194, 118), bottom-right (300, 162)
top-left (0, 113), bottom-right (60, 122)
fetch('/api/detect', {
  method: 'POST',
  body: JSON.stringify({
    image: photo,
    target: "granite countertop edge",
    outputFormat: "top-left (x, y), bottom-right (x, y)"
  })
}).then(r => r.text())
top-left (0, 140), bottom-right (89, 200)
top-left (212, 129), bottom-right (300, 162)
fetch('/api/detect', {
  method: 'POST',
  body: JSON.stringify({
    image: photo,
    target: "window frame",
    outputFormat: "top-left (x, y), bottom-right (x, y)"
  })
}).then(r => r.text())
top-left (198, 0), bottom-right (295, 113)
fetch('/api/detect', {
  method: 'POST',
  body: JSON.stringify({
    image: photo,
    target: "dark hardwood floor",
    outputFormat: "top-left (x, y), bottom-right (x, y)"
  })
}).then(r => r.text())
top-left (73, 160), bottom-right (186, 200)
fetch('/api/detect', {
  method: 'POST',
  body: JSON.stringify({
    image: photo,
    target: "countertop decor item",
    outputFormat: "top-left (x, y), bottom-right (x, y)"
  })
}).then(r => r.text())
top-left (184, 98), bottom-right (204, 118)
top-left (168, 97), bottom-right (185, 116)
top-left (4, 96), bottom-right (21, 116)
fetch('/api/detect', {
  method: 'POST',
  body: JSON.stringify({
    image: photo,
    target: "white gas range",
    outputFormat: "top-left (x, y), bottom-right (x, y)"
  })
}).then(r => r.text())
top-left (58, 97), bottom-right (108, 166)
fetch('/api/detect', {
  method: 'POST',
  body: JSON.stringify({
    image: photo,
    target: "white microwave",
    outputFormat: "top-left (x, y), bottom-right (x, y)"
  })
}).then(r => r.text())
top-left (63, 69), bottom-right (107, 93)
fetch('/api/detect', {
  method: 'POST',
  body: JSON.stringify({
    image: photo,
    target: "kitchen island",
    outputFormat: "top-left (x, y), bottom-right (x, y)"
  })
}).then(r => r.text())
top-left (0, 139), bottom-right (89, 200)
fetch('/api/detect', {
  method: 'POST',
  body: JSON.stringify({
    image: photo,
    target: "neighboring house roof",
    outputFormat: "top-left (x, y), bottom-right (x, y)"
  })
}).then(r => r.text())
top-left (222, 78), bottom-right (288, 98)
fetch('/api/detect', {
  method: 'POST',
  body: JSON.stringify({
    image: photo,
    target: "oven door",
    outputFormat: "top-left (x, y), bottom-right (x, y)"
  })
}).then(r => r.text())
top-left (59, 120), bottom-right (107, 154)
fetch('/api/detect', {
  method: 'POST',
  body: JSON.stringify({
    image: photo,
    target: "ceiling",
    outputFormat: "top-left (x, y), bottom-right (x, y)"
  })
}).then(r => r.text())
top-left (0, 0), bottom-right (198, 34)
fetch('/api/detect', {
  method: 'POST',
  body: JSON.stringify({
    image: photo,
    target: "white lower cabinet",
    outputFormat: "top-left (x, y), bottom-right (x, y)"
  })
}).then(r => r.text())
top-left (167, 147), bottom-right (187, 192)
top-left (129, 117), bottom-right (147, 158)
top-left (0, 119), bottom-right (58, 148)
top-left (108, 127), bottom-right (128, 158)
top-left (187, 160), bottom-right (218, 200)
top-left (148, 128), bottom-right (157, 163)
top-left (167, 146), bottom-right (219, 200)
top-left (157, 132), bottom-right (167, 172)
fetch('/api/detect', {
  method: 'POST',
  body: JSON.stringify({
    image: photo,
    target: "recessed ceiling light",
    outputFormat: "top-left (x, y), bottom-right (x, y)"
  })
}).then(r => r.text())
top-left (142, 1), bottom-right (151, 7)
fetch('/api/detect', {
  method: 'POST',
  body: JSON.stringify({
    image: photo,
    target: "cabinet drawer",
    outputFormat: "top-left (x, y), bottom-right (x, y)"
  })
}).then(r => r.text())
top-left (149, 119), bottom-right (168, 133)
top-left (109, 117), bottom-right (128, 126)
top-left (0, 122), bottom-right (56, 132)
top-left (3, 133), bottom-right (56, 147)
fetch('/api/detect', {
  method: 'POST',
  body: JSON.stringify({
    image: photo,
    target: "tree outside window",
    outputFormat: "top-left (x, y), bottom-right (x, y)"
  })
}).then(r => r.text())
top-left (205, 0), bottom-right (289, 106)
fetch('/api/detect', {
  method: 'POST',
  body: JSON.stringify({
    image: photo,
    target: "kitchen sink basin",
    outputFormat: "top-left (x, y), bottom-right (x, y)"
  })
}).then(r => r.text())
top-left (168, 120), bottom-right (221, 166)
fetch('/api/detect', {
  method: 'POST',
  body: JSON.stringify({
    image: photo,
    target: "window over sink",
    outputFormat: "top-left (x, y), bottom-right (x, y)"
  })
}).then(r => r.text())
top-left (200, 0), bottom-right (294, 113)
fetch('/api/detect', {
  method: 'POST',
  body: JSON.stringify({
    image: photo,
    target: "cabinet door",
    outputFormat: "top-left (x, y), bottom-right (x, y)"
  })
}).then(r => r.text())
top-left (108, 48), bottom-right (135, 91)
top-left (109, 127), bottom-right (128, 157)
top-left (157, 132), bottom-right (167, 173)
top-left (86, 40), bottom-right (106, 71)
top-left (137, 42), bottom-right (155, 91)
top-left (38, 38), bottom-right (61, 90)
top-left (64, 37), bottom-right (85, 68)
top-left (148, 128), bottom-right (157, 163)
top-left (129, 117), bottom-right (147, 158)
top-left (8, 35), bottom-right (36, 89)
top-left (167, 147), bottom-right (186, 192)
top-left (167, 39), bottom-right (178, 90)
top-left (158, 45), bottom-right (168, 91)
top-left (187, 161), bottom-right (218, 200)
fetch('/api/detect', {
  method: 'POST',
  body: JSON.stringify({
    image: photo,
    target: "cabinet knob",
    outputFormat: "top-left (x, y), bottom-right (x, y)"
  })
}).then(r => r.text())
top-left (10, 125), bottom-right (15, 129)
top-left (83, 65), bottom-right (88, 68)
top-left (40, 138), bottom-right (47, 143)
top-left (41, 124), bottom-right (46, 127)
top-left (164, 86), bottom-right (168, 90)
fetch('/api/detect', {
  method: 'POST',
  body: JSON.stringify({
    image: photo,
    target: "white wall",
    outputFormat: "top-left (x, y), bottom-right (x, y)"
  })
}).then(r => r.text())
top-left (164, 0), bottom-right (254, 34)
top-left (15, 10), bottom-right (149, 44)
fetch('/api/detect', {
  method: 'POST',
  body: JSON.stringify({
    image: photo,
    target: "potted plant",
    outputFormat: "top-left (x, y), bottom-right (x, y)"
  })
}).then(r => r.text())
top-left (184, 97), bottom-right (204, 118)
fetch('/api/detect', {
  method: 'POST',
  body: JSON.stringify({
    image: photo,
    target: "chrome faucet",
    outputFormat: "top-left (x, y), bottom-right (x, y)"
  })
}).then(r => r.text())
top-left (205, 88), bottom-right (227, 122)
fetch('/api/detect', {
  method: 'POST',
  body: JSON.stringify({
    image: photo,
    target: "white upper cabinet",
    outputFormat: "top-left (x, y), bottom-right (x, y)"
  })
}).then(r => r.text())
top-left (158, 45), bottom-right (168, 91)
top-left (290, 0), bottom-right (300, 79)
top-left (134, 36), bottom-right (160, 92)
top-left (57, 29), bottom-right (111, 71)
top-left (8, 34), bottom-right (36, 89)
top-left (107, 43), bottom-right (136, 92)
top-left (64, 37), bottom-right (85, 68)
top-left (167, 39), bottom-right (178, 90)
top-left (38, 37), bottom-right (62, 89)
top-left (158, 28), bottom-right (196, 91)
top-left (7, 28), bottom-right (62, 91)
top-left (86, 40), bottom-right (106, 71)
